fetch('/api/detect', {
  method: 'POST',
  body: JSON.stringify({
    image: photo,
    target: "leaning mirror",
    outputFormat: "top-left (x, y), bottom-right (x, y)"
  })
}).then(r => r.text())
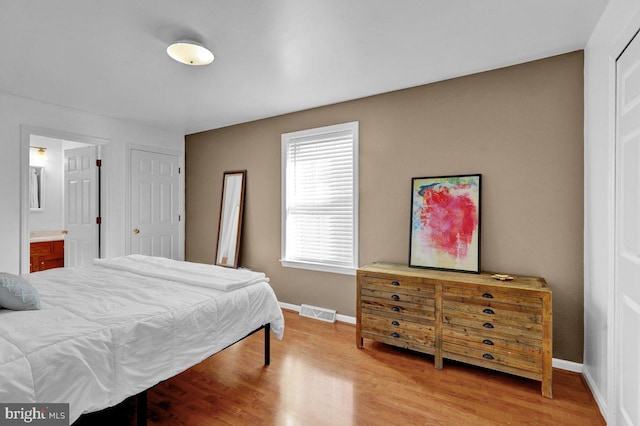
top-left (215, 170), bottom-right (246, 268)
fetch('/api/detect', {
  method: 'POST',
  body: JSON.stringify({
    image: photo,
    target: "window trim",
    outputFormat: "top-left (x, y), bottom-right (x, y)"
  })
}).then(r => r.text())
top-left (280, 121), bottom-right (359, 276)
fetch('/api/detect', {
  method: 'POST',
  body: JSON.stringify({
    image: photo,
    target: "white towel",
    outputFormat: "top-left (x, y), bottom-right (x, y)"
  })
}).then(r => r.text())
top-left (93, 255), bottom-right (268, 291)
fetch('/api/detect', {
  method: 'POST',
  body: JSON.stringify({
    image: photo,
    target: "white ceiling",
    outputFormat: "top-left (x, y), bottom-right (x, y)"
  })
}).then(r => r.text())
top-left (0, 0), bottom-right (608, 135)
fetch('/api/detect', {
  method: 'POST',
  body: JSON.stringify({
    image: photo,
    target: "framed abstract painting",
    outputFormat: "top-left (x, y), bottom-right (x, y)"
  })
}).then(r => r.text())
top-left (409, 174), bottom-right (481, 273)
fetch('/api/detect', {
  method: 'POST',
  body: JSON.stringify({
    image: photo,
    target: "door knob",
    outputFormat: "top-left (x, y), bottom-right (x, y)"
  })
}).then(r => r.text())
top-left (133, 228), bottom-right (140, 234)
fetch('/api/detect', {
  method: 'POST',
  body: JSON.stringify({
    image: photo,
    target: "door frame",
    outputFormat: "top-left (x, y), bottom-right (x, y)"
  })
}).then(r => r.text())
top-left (609, 16), bottom-right (640, 425)
top-left (20, 125), bottom-right (109, 274)
top-left (125, 143), bottom-right (185, 260)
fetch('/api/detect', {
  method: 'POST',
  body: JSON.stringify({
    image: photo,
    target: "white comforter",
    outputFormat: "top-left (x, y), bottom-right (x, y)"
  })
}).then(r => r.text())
top-left (93, 255), bottom-right (268, 291)
top-left (0, 257), bottom-right (284, 423)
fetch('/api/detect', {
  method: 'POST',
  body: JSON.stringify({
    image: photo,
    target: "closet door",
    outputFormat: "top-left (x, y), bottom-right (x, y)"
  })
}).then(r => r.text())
top-left (130, 149), bottom-right (180, 259)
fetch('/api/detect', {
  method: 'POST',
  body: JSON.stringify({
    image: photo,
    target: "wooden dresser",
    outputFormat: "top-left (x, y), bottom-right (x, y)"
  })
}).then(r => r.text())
top-left (356, 262), bottom-right (552, 398)
top-left (30, 240), bottom-right (64, 272)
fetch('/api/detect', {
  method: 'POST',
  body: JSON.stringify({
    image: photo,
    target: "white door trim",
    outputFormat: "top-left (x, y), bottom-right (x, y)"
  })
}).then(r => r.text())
top-left (605, 15), bottom-right (640, 425)
top-left (19, 125), bottom-right (109, 274)
top-left (613, 24), bottom-right (640, 426)
top-left (125, 143), bottom-right (184, 260)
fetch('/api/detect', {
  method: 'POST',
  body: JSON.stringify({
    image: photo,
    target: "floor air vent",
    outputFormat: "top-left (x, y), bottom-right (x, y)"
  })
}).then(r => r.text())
top-left (299, 304), bottom-right (337, 323)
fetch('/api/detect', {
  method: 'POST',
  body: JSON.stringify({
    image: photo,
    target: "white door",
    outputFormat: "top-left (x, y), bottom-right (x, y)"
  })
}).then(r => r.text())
top-left (64, 146), bottom-right (99, 267)
top-left (130, 149), bottom-right (180, 259)
top-left (615, 30), bottom-right (640, 426)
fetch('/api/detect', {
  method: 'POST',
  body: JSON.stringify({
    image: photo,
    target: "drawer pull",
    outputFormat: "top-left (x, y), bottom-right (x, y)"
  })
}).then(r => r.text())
top-left (482, 293), bottom-right (494, 299)
top-left (391, 332), bottom-right (400, 338)
top-left (391, 281), bottom-right (400, 286)
top-left (391, 306), bottom-right (400, 312)
top-left (482, 353), bottom-right (495, 360)
top-left (483, 322), bottom-right (494, 329)
top-left (391, 294), bottom-right (400, 301)
top-left (391, 321), bottom-right (400, 326)
top-left (482, 339), bottom-right (494, 345)
top-left (483, 308), bottom-right (495, 315)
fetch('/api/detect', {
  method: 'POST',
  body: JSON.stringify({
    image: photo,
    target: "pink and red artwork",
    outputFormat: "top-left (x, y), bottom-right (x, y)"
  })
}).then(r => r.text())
top-left (410, 175), bottom-right (480, 272)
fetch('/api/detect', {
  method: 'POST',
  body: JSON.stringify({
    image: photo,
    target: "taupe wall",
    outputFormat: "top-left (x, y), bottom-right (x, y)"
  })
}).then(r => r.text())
top-left (186, 51), bottom-right (584, 362)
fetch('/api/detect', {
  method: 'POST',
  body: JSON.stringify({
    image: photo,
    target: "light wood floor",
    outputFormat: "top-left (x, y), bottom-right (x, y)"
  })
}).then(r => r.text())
top-left (77, 309), bottom-right (605, 425)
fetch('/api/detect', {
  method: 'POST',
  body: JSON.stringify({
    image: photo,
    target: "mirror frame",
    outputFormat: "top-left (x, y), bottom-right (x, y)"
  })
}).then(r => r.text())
top-left (215, 170), bottom-right (246, 268)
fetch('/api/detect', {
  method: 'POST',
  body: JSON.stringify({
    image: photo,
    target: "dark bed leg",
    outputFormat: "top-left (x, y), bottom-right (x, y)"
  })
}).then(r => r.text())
top-left (137, 391), bottom-right (147, 426)
top-left (264, 323), bottom-right (271, 366)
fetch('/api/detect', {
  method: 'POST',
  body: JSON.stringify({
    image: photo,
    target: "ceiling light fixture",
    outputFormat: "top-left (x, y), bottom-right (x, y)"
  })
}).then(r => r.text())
top-left (30, 146), bottom-right (47, 158)
top-left (167, 41), bottom-right (214, 66)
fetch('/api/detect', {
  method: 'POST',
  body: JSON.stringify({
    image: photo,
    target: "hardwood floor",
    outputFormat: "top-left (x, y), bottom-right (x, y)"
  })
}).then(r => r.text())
top-left (76, 309), bottom-right (605, 425)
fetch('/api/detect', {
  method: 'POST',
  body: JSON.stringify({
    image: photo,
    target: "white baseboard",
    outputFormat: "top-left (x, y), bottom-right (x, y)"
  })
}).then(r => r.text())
top-left (552, 358), bottom-right (582, 373)
top-left (336, 313), bottom-right (356, 324)
top-left (280, 302), bottom-right (585, 374)
top-left (278, 301), bottom-right (301, 312)
top-left (582, 366), bottom-right (608, 422)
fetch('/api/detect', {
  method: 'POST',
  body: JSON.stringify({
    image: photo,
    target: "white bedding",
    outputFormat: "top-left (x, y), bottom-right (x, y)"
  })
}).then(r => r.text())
top-left (0, 257), bottom-right (284, 423)
top-left (93, 254), bottom-right (268, 291)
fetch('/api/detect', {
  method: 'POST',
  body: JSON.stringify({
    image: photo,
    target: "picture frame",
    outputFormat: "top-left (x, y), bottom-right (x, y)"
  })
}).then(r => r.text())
top-left (215, 170), bottom-right (246, 269)
top-left (409, 174), bottom-right (481, 273)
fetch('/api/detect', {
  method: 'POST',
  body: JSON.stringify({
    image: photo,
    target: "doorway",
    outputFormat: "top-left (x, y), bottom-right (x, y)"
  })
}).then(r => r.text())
top-left (20, 126), bottom-right (108, 274)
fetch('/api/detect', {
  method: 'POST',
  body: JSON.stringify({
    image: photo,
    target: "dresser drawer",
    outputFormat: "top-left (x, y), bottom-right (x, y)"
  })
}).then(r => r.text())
top-left (361, 275), bottom-right (435, 297)
top-left (442, 327), bottom-right (541, 358)
top-left (443, 286), bottom-right (542, 309)
top-left (443, 300), bottom-right (542, 324)
top-left (361, 295), bottom-right (435, 323)
top-left (443, 342), bottom-right (542, 375)
top-left (442, 312), bottom-right (542, 342)
top-left (361, 313), bottom-right (435, 348)
top-left (362, 287), bottom-right (430, 305)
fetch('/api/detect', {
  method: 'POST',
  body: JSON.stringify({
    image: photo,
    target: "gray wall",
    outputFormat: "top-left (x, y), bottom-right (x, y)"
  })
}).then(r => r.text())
top-left (186, 51), bottom-right (584, 362)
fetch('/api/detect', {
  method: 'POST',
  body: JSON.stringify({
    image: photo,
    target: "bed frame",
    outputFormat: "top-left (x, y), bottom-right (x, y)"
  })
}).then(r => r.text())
top-left (134, 323), bottom-right (271, 426)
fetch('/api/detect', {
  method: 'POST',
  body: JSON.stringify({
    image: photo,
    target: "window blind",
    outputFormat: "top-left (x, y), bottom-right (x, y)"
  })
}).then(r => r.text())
top-left (281, 122), bottom-right (358, 273)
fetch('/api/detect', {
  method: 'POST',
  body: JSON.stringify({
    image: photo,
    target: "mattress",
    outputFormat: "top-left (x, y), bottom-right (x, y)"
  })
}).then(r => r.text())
top-left (0, 257), bottom-right (285, 423)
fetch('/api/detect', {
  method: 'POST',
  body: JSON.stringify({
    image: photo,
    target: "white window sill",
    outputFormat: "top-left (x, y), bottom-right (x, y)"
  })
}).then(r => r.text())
top-left (280, 259), bottom-right (356, 276)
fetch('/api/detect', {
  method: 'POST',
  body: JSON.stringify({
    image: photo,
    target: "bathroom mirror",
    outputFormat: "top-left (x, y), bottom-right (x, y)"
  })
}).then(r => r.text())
top-left (215, 170), bottom-right (246, 268)
top-left (29, 166), bottom-right (45, 211)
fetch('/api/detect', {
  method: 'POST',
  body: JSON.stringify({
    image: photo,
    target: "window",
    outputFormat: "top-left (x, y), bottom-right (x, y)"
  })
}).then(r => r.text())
top-left (281, 121), bottom-right (359, 275)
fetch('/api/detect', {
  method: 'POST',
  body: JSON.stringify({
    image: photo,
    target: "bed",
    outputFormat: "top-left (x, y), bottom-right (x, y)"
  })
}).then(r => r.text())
top-left (0, 255), bottom-right (285, 424)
